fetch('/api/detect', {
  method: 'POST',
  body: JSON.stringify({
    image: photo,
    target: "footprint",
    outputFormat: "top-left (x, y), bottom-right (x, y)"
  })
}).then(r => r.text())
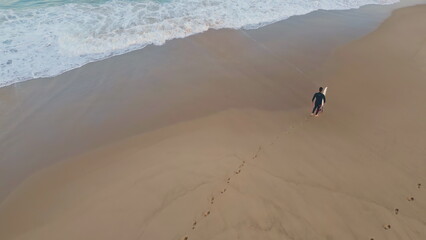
top-left (203, 210), bottom-right (210, 217)
top-left (210, 197), bottom-right (214, 204)
top-left (394, 208), bottom-right (399, 215)
top-left (180, 236), bottom-right (188, 240)
top-left (221, 188), bottom-right (227, 194)
top-left (227, 178), bottom-right (231, 184)
top-left (253, 147), bottom-right (262, 158)
top-left (192, 221), bottom-right (197, 230)
top-left (235, 170), bottom-right (241, 174)
top-left (383, 224), bottom-right (391, 230)
top-left (418, 183), bottom-right (422, 189)
top-left (407, 197), bottom-right (415, 201)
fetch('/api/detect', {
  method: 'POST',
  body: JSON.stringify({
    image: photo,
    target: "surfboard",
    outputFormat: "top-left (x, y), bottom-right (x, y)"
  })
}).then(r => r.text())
top-left (320, 86), bottom-right (328, 112)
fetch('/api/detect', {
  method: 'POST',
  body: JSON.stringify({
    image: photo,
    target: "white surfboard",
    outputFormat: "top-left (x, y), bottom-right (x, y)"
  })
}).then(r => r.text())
top-left (321, 87), bottom-right (327, 111)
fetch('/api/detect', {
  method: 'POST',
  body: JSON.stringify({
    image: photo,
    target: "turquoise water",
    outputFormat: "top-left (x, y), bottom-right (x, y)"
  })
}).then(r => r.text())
top-left (0, 0), bottom-right (161, 9)
top-left (1, 0), bottom-right (103, 9)
top-left (0, 0), bottom-right (399, 87)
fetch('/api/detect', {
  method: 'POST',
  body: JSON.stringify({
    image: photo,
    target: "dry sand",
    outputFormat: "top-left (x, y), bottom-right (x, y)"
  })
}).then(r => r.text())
top-left (1, 2), bottom-right (426, 240)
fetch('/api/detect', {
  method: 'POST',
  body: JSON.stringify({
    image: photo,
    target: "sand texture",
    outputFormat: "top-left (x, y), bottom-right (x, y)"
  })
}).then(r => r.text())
top-left (1, 2), bottom-right (426, 240)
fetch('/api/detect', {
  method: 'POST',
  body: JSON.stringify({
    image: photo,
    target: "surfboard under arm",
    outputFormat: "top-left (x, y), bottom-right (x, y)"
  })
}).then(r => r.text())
top-left (321, 86), bottom-right (328, 107)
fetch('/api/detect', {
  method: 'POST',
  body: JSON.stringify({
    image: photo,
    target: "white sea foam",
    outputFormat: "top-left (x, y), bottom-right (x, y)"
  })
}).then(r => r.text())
top-left (0, 0), bottom-right (398, 87)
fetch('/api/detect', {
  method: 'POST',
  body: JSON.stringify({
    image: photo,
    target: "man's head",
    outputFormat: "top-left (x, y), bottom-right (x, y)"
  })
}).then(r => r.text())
top-left (319, 87), bottom-right (323, 92)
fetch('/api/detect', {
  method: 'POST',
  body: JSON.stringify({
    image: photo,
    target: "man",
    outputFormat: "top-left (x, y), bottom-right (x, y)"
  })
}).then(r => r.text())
top-left (311, 87), bottom-right (326, 116)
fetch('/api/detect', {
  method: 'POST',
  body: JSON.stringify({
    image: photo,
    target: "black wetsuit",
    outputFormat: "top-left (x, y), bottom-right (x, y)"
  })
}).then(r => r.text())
top-left (312, 92), bottom-right (326, 115)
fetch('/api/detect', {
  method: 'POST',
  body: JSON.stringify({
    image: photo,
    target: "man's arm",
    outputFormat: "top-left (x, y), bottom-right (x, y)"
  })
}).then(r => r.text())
top-left (312, 93), bottom-right (316, 102)
top-left (323, 95), bottom-right (326, 104)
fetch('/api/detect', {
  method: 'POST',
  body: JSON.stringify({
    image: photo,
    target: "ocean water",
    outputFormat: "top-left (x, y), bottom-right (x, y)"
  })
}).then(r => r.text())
top-left (1, 0), bottom-right (398, 87)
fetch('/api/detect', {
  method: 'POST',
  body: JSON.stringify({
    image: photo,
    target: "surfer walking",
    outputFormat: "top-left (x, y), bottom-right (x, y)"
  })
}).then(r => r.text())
top-left (311, 87), bottom-right (326, 116)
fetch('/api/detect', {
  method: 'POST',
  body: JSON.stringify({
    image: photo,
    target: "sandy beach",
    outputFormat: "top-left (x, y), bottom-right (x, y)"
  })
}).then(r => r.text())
top-left (1, 1), bottom-right (426, 240)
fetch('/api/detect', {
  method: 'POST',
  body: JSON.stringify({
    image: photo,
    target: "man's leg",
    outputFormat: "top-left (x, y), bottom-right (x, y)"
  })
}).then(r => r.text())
top-left (315, 104), bottom-right (321, 115)
top-left (312, 105), bottom-right (318, 114)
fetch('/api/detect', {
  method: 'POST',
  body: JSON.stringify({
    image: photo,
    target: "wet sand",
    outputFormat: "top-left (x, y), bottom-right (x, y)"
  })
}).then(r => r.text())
top-left (1, 1), bottom-right (426, 240)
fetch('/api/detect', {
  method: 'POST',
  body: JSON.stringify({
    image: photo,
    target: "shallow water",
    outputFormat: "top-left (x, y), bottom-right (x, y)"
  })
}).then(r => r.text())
top-left (0, 0), bottom-right (398, 87)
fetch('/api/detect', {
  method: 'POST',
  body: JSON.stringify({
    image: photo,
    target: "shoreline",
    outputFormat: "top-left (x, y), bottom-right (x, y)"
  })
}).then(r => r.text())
top-left (1, 2), bottom-right (426, 240)
top-left (0, 0), bottom-right (401, 88)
